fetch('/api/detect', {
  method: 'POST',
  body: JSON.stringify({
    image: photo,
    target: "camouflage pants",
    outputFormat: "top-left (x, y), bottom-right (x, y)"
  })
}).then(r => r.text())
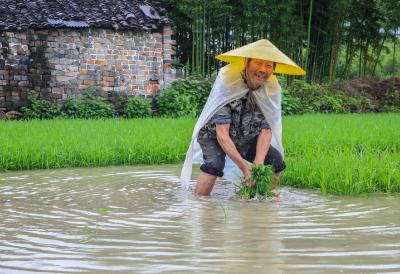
top-left (198, 137), bottom-right (286, 177)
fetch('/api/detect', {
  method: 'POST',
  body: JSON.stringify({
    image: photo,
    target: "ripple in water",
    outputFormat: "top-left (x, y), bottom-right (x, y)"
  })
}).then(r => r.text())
top-left (0, 165), bottom-right (399, 273)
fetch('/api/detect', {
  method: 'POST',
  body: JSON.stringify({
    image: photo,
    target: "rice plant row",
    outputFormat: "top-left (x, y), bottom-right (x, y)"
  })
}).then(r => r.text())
top-left (0, 118), bottom-right (193, 170)
top-left (282, 113), bottom-right (400, 195)
top-left (1, 113), bottom-right (399, 195)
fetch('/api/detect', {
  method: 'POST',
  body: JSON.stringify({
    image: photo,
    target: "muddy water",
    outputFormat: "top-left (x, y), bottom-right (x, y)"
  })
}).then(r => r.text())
top-left (0, 165), bottom-right (399, 274)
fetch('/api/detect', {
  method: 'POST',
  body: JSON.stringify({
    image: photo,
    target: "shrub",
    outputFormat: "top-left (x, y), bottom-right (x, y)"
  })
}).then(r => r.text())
top-left (63, 89), bottom-right (116, 119)
top-left (383, 89), bottom-right (400, 112)
top-left (156, 87), bottom-right (195, 117)
top-left (314, 95), bottom-right (343, 113)
top-left (342, 95), bottom-right (375, 112)
top-left (62, 95), bottom-right (80, 118)
top-left (75, 99), bottom-right (115, 119)
top-left (340, 96), bottom-right (362, 112)
top-left (281, 88), bottom-right (304, 115)
top-left (113, 96), bottom-right (128, 116)
top-left (172, 78), bottom-right (212, 113)
top-left (21, 90), bottom-right (62, 119)
top-left (284, 80), bottom-right (377, 114)
top-left (156, 78), bottom-right (212, 117)
top-left (123, 96), bottom-right (152, 118)
top-left (288, 80), bottom-right (322, 108)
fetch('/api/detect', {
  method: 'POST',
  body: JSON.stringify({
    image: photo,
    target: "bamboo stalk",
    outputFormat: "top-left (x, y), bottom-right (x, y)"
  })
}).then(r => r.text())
top-left (305, 0), bottom-right (314, 75)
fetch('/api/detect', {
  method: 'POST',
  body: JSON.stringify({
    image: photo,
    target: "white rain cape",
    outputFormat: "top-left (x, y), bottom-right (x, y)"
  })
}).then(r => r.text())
top-left (180, 64), bottom-right (283, 189)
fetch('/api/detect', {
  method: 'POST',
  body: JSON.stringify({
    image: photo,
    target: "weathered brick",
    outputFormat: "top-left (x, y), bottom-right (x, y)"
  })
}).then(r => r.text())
top-left (103, 76), bottom-right (114, 82)
top-left (83, 80), bottom-right (94, 85)
top-left (163, 28), bottom-right (173, 37)
top-left (79, 69), bottom-right (87, 75)
top-left (65, 72), bottom-right (77, 77)
top-left (95, 60), bottom-right (106, 65)
top-left (52, 70), bottom-right (65, 76)
top-left (56, 76), bottom-right (71, 82)
top-left (100, 87), bottom-right (114, 92)
top-left (36, 30), bottom-right (49, 35)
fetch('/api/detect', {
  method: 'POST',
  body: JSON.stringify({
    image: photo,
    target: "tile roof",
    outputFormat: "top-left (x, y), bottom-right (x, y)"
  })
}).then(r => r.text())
top-left (0, 0), bottom-right (169, 31)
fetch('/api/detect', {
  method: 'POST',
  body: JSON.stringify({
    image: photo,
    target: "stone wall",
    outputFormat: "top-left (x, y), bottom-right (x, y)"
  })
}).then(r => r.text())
top-left (0, 26), bottom-right (175, 110)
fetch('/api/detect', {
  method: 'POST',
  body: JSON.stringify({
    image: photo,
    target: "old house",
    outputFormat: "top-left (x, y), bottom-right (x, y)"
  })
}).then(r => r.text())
top-left (0, 0), bottom-right (175, 112)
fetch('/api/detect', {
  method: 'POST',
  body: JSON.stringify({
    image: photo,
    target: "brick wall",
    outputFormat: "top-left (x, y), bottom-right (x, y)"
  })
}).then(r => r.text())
top-left (0, 26), bottom-right (175, 110)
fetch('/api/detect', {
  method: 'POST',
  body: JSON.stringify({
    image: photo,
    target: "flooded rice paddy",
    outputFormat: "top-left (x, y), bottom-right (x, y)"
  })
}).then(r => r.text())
top-left (0, 165), bottom-right (399, 273)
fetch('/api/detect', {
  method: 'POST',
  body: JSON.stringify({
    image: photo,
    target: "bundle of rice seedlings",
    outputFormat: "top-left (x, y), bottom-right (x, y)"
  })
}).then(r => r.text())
top-left (235, 165), bottom-right (276, 200)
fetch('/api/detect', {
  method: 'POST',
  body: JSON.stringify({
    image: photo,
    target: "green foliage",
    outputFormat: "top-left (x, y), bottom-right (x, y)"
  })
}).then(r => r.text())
top-left (288, 80), bottom-right (327, 112)
top-left (63, 88), bottom-right (116, 119)
top-left (158, 0), bottom-right (400, 81)
top-left (281, 88), bottom-right (303, 115)
top-left (156, 78), bottom-right (212, 117)
top-left (236, 165), bottom-right (276, 200)
top-left (75, 100), bottom-right (115, 119)
top-left (383, 89), bottom-right (400, 111)
top-left (62, 95), bottom-right (80, 118)
top-left (123, 96), bottom-right (152, 118)
top-left (113, 96), bottom-right (128, 117)
top-left (20, 90), bottom-right (62, 119)
top-left (314, 95), bottom-right (343, 113)
top-left (174, 78), bottom-right (212, 112)
top-left (283, 80), bottom-right (376, 114)
top-left (156, 87), bottom-right (195, 117)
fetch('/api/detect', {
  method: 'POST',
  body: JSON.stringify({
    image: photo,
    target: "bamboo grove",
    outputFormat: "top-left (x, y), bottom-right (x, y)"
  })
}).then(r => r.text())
top-left (156, 0), bottom-right (400, 83)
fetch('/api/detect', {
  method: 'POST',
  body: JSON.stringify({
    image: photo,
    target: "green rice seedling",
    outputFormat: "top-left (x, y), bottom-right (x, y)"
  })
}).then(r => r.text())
top-left (236, 165), bottom-right (276, 200)
top-left (282, 113), bottom-right (400, 195)
top-left (93, 207), bottom-right (111, 214)
top-left (0, 118), bottom-right (195, 170)
top-left (219, 203), bottom-right (229, 222)
top-left (1, 113), bottom-right (399, 196)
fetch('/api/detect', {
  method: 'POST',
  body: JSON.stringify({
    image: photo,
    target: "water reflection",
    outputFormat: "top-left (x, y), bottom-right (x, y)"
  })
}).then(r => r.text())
top-left (0, 165), bottom-right (399, 273)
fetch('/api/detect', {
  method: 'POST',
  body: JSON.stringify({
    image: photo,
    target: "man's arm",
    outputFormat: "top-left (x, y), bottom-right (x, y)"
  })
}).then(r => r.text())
top-left (256, 128), bottom-right (280, 191)
top-left (254, 128), bottom-right (272, 165)
top-left (215, 124), bottom-right (253, 185)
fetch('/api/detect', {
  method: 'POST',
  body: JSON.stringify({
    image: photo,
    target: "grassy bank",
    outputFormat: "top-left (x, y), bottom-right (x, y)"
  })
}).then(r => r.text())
top-left (1, 113), bottom-right (399, 195)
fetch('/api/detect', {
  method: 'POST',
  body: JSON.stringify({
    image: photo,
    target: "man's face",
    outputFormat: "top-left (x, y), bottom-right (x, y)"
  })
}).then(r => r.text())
top-left (245, 58), bottom-right (274, 90)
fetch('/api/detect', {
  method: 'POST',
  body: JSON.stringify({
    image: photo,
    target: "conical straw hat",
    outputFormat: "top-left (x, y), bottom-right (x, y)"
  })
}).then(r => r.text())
top-left (215, 39), bottom-right (306, 76)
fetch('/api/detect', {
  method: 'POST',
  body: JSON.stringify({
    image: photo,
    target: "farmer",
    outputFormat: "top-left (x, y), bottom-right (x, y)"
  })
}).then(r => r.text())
top-left (180, 39), bottom-right (305, 195)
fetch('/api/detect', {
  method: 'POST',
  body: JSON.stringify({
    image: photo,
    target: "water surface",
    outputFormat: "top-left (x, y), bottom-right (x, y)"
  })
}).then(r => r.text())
top-left (0, 165), bottom-right (399, 273)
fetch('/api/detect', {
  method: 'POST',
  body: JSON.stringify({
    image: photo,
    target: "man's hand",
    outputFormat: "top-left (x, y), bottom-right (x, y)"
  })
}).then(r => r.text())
top-left (242, 163), bottom-right (255, 187)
